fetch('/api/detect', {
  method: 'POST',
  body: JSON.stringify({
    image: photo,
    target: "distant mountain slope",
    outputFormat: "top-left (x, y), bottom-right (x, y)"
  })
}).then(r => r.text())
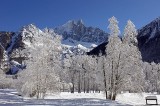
top-left (138, 17), bottom-right (160, 63)
top-left (87, 42), bottom-right (107, 56)
top-left (87, 17), bottom-right (160, 63)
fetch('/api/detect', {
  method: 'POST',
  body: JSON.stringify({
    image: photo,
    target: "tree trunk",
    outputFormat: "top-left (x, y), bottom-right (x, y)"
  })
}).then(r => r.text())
top-left (71, 82), bottom-right (74, 93)
top-left (102, 58), bottom-right (108, 99)
top-left (83, 72), bottom-right (86, 93)
top-left (110, 60), bottom-right (114, 100)
top-left (112, 93), bottom-right (116, 100)
top-left (112, 52), bottom-right (121, 100)
top-left (87, 77), bottom-right (89, 93)
top-left (78, 71), bottom-right (81, 93)
top-left (93, 83), bottom-right (95, 93)
top-left (71, 71), bottom-right (75, 93)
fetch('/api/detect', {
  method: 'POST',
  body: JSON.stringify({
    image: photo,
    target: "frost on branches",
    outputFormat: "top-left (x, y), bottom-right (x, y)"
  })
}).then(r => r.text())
top-left (62, 54), bottom-right (102, 94)
top-left (17, 26), bottom-right (62, 99)
top-left (102, 17), bottom-right (145, 100)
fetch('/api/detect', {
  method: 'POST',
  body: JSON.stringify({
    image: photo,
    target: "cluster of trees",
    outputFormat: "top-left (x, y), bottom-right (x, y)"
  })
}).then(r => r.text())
top-left (103, 17), bottom-right (145, 100)
top-left (62, 54), bottom-right (103, 93)
top-left (1, 17), bottom-right (160, 101)
top-left (60, 17), bottom-right (145, 100)
top-left (58, 16), bottom-right (160, 101)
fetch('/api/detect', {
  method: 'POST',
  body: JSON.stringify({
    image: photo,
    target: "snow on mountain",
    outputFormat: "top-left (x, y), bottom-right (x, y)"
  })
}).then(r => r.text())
top-left (55, 19), bottom-right (109, 43)
top-left (21, 24), bottom-right (44, 46)
top-left (0, 20), bottom-right (108, 74)
top-left (63, 38), bottom-right (98, 48)
top-left (54, 19), bottom-right (108, 56)
top-left (138, 17), bottom-right (160, 40)
top-left (137, 17), bottom-right (160, 63)
top-left (55, 19), bottom-right (84, 34)
top-left (61, 38), bottom-right (98, 57)
top-left (0, 31), bottom-right (25, 74)
top-left (6, 33), bottom-right (19, 55)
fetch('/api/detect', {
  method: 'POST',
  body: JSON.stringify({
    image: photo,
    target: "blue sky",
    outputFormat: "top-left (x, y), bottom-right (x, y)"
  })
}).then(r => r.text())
top-left (0, 0), bottom-right (160, 32)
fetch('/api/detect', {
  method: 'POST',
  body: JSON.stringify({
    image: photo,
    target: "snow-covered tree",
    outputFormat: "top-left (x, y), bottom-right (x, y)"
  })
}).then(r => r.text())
top-left (104, 18), bottom-right (145, 100)
top-left (62, 54), bottom-right (102, 94)
top-left (122, 20), bottom-right (145, 92)
top-left (97, 54), bottom-right (109, 99)
top-left (105, 16), bottom-right (122, 100)
top-left (65, 54), bottom-right (79, 93)
top-left (108, 16), bottom-right (120, 37)
top-left (17, 27), bottom-right (62, 99)
top-left (123, 20), bottom-right (138, 45)
top-left (80, 55), bottom-right (100, 93)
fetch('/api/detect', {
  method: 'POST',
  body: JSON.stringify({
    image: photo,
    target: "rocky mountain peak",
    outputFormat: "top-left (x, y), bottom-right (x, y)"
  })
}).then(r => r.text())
top-left (20, 24), bottom-right (44, 44)
top-left (55, 19), bottom-right (108, 43)
top-left (21, 24), bottom-right (38, 32)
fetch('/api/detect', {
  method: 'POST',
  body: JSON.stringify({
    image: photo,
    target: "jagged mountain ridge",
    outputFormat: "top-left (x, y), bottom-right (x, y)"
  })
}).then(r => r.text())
top-left (55, 20), bottom-right (109, 43)
top-left (0, 20), bottom-right (109, 74)
top-left (55, 20), bottom-right (109, 56)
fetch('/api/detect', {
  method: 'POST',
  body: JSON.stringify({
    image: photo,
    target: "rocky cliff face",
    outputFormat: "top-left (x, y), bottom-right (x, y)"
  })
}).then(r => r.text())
top-left (55, 20), bottom-right (109, 43)
top-left (138, 17), bottom-right (160, 63)
top-left (0, 31), bottom-right (25, 74)
top-left (0, 32), bottom-right (13, 64)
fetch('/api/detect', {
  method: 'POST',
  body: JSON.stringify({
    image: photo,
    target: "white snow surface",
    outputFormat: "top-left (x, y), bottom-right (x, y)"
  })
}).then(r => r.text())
top-left (11, 60), bottom-right (21, 66)
top-left (23, 41), bottom-right (31, 47)
top-left (44, 92), bottom-right (105, 99)
top-left (116, 92), bottom-right (160, 105)
top-left (62, 38), bottom-right (97, 48)
top-left (0, 89), bottom-right (127, 106)
top-left (61, 38), bottom-right (98, 55)
top-left (3, 89), bottom-right (160, 105)
top-left (6, 33), bottom-right (18, 54)
top-left (148, 27), bottom-right (156, 40)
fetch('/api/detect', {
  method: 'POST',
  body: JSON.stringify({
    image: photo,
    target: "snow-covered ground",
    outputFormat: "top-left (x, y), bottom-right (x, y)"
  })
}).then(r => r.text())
top-left (1, 89), bottom-right (160, 105)
top-left (116, 92), bottom-right (160, 105)
top-left (0, 89), bottom-right (126, 106)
